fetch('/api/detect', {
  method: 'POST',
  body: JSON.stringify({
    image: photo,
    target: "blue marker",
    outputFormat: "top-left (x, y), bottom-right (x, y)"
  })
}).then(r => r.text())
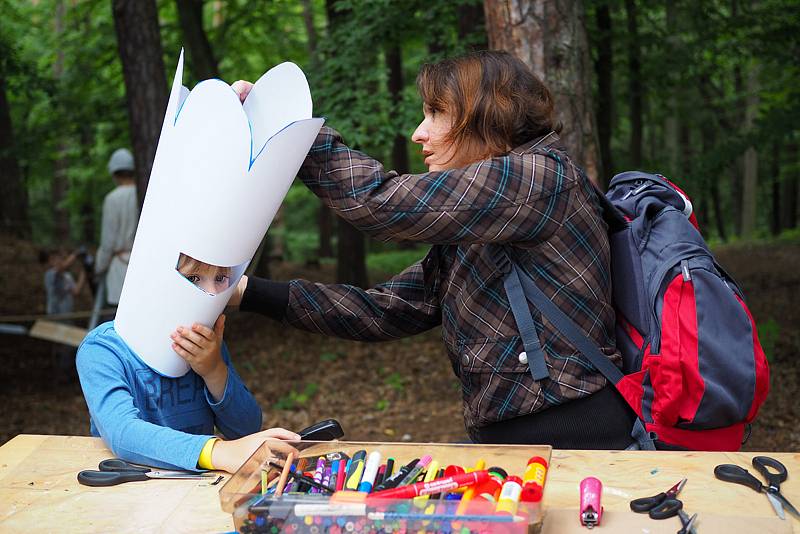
top-left (357, 451), bottom-right (382, 493)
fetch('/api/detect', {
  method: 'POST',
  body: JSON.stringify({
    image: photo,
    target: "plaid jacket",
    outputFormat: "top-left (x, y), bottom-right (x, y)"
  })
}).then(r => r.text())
top-left (287, 126), bottom-right (619, 436)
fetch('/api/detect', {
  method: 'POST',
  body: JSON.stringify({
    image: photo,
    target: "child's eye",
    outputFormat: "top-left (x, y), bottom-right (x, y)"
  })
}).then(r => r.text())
top-left (186, 274), bottom-right (200, 283)
top-left (215, 274), bottom-right (229, 283)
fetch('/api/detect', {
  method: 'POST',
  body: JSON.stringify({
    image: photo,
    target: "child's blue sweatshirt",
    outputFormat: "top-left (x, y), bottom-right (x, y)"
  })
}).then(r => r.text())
top-left (76, 321), bottom-right (262, 471)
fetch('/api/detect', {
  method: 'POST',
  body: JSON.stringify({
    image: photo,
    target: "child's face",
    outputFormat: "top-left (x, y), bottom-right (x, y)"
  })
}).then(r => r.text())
top-left (177, 257), bottom-right (231, 295)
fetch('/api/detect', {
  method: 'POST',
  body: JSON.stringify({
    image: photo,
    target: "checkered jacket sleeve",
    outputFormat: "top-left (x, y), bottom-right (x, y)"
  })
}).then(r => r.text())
top-left (285, 254), bottom-right (442, 341)
top-left (297, 127), bottom-right (578, 245)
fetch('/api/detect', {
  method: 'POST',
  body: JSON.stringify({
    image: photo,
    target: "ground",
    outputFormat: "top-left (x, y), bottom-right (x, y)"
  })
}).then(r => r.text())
top-left (1, 235), bottom-right (797, 451)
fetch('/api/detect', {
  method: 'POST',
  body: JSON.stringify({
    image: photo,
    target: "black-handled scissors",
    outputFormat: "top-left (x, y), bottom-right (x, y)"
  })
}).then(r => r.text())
top-left (714, 456), bottom-right (800, 520)
top-left (77, 458), bottom-right (216, 487)
top-left (630, 478), bottom-right (686, 519)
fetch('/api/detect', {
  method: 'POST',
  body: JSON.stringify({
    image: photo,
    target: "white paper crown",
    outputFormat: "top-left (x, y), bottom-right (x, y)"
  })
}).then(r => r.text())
top-left (115, 50), bottom-right (324, 377)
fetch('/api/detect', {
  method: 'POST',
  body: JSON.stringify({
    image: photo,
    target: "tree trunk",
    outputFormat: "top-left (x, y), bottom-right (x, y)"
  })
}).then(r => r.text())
top-left (386, 45), bottom-right (409, 175)
top-left (782, 140), bottom-right (798, 230)
top-left (326, 0), bottom-right (367, 286)
top-left (175, 0), bottom-right (219, 81)
top-left (302, 0), bottom-right (333, 259)
top-left (53, 0), bottom-right (70, 243)
top-left (770, 141), bottom-right (781, 236)
top-left (0, 73), bottom-right (29, 238)
top-left (458, 2), bottom-right (488, 51)
top-left (336, 219), bottom-right (368, 287)
top-left (664, 2), bottom-right (680, 177)
top-left (594, 1), bottom-right (614, 186)
top-left (740, 62), bottom-right (760, 238)
top-left (112, 0), bottom-right (168, 207)
top-left (624, 0), bottom-right (643, 168)
top-left (484, 0), bottom-right (601, 182)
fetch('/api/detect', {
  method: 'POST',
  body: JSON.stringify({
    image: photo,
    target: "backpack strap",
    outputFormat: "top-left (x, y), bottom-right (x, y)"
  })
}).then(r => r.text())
top-left (492, 249), bottom-right (550, 381)
top-left (492, 245), bottom-right (657, 450)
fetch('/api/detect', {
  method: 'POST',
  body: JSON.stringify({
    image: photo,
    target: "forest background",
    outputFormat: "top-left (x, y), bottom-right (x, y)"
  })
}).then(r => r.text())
top-left (1, 0), bottom-right (798, 450)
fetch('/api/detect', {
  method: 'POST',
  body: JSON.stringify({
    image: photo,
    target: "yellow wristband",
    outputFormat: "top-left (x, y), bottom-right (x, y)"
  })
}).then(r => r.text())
top-left (197, 437), bottom-right (219, 470)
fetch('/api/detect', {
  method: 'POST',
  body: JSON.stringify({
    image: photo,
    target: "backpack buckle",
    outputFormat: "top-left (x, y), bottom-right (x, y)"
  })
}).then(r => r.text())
top-left (489, 245), bottom-right (512, 275)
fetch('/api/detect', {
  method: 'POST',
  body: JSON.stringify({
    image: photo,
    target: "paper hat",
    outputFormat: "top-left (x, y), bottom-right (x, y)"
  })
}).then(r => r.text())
top-left (115, 50), bottom-right (324, 377)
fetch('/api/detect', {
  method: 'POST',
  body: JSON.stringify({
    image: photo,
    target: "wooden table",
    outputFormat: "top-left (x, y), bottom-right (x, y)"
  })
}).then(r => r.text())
top-left (1, 435), bottom-right (798, 533)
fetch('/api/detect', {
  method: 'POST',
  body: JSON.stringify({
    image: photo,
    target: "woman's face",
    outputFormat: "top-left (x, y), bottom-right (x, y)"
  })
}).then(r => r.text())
top-left (411, 105), bottom-right (485, 171)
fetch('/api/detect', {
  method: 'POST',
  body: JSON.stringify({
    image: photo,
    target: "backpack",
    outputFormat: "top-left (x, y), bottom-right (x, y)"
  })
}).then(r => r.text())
top-left (493, 171), bottom-right (770, 451)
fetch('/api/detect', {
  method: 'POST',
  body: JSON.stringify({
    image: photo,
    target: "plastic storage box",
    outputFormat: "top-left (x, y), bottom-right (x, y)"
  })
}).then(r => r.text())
top-left (219, 440), bottom-right (550, 533)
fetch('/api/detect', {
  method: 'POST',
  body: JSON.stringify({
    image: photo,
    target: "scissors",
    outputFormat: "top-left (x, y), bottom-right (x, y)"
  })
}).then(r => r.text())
top-left (631, 478), bottom-right (698, 534)
top-left (77, 458), bottom-right (216, 487)
top-left (714, 455), bottom-right (800, 520)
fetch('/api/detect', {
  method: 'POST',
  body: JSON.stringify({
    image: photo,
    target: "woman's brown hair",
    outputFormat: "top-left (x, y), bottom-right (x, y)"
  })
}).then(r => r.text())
top-left (416, 50), bottom-right (559, 158)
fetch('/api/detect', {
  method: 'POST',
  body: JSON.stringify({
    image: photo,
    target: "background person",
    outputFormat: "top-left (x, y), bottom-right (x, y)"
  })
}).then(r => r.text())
top-left (95, 148), bottom-right (139, 307)
top-left (230, 51), bottom-right (636, 449)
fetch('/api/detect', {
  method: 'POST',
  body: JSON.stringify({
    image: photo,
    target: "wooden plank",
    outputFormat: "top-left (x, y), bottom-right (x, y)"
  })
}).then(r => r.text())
top-left (28, 320), bottom-right (87, 347)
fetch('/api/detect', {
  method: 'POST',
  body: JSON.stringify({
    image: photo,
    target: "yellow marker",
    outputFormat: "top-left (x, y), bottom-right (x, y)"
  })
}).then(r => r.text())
top-left (413, 460), bottom-right (440, 507)
top-left (345, 460), bottom-right (366, 490)
top-left (453, 458), bottom-right (486, 527)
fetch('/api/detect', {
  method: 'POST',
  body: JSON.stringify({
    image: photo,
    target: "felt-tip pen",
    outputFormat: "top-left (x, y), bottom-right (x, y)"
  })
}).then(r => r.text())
top-left (369, 470), bottom-right (490, 500)
top-left (344, 450), bottom-right (367, 490)
top-left (357, 451), bottom-right (382, 493)
top-left (397, 455), bottom-right (432, 487)
top-left (374, 458), bottom-right (418, 491)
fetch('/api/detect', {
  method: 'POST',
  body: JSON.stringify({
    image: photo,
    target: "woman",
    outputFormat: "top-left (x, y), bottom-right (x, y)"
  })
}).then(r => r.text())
top-left (230, 50), bottom-right (636, 448)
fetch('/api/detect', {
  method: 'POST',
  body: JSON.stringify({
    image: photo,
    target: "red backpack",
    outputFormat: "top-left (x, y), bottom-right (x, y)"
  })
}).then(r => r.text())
top-left (495, 171), bottom-right (770, 450)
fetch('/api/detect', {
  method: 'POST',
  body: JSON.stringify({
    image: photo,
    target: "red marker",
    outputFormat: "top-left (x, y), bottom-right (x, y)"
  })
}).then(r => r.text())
top-left (369, 470), bottom-right (490, 500)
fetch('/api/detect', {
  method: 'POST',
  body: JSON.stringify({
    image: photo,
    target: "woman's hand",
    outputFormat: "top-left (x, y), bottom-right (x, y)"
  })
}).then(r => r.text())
top-left (231, 80), bottom-right (254, 103)
top-left (211, 428), bottom-right (301, 473)
top-left (171, 315), bottom-right (228, 400)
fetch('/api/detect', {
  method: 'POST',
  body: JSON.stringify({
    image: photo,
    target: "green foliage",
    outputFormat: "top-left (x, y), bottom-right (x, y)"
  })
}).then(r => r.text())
top-left (384, 372), bottom-right (405, 392)
top-left (366, 247), bottom-right (428, 276)
top-left (274, 382), bottom-right (320, 410)
top-left (375, 399), bottom-right (390, 411)
top-left (758, 318), bottom-right (780, 363)
top-left (319, 351), bottom-right (341, 362)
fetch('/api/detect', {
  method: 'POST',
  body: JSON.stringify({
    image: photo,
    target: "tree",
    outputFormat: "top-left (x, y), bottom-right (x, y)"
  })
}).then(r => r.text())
top-left (624, 0), bottom-right (643, 168)
top-left (324, 0), bottom-right (368, 287)
top-left (111, 0), bottom-right (168, 205)
top-left (484, 0), bottom-right (601, 181)
top-left (175, 0), bottom-right (219, 81)
top-left (592, 1), bottom-right (614, 186)
top-left (0, 71), bottom-right (29, 238)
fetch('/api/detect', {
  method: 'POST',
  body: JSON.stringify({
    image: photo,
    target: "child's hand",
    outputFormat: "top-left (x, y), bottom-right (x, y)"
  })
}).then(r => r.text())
top-left (171, 315), bottom-right (228, 400)
top-left (211, 428), bottom-right (301, 474)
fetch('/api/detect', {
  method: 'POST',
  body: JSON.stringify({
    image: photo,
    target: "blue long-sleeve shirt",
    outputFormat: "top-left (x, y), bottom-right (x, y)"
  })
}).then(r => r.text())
top-left (76, 321), bottom-right (262, 471)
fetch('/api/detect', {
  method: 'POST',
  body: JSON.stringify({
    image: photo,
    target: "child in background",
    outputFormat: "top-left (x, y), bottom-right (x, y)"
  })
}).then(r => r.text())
top-left (40, 247), bottom-right (87, 316)
top-left (39, 247), bottom-right (87, 377)
top-left (77, 255), bottom-right (299, 473)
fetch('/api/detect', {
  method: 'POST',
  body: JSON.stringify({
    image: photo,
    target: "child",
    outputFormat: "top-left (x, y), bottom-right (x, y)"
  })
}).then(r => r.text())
top-left (40, 247), bottom-right (86, 316)
top-left (77, 255), bottom-right (299, 473)
top-left (40, 247), bottom-right (87, 376)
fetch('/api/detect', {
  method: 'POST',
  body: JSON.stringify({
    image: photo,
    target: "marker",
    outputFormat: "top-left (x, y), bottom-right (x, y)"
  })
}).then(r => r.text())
top-left (397, 455), bottom-right (432, 487)
top-left (344, 450), bottom-right (367, 490)
top-left (374, 458), bottom-right (418, 491)
top-left (453, 458), bottom-right (486, 527)
top-left (384, 458), bottom-right (395, 479)
top-left (311, 457), bottom-right (326, 494)
top-left (413, 460), bottom-right (440, 507)
top-left (336, 459), bottom-right (348, 491)
top-left (374, 465), bottom-right (386, 489)
top-left (496, 476), bottom-right (523, 515)
top-left (357, 451), bottom-right (382, 493)
top-left (329, 459), bottom-right (340, 491)
top-left (369, 470), bottom-right (490, 500)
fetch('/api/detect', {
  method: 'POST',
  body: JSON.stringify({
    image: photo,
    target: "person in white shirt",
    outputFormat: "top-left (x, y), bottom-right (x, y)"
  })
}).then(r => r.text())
top-left (95, 148), bottom-right (139, 306)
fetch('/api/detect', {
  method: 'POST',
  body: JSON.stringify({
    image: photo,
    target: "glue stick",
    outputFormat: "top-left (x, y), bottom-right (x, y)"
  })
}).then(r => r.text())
top-left (521, 456), bottom-right (548, 502)
top-left (495, 476), bottom-right (523, 515)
